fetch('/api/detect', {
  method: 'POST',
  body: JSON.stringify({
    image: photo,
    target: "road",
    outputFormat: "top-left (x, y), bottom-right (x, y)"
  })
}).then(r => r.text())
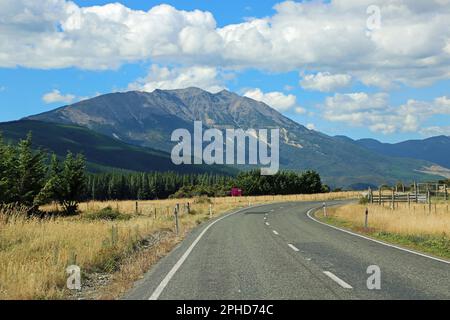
top-left (124, 201), bottom-right (450, 300)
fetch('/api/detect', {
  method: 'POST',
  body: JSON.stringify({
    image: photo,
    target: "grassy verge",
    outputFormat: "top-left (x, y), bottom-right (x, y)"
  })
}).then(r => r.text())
top-left (317, 203), bottom-right (450, 260)
top-left (0, 191), bottom-right (359, 300)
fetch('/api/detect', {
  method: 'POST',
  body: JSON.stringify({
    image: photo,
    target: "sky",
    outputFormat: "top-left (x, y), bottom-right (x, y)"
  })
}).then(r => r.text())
top-left (1, 0), bottom-right (450, 143)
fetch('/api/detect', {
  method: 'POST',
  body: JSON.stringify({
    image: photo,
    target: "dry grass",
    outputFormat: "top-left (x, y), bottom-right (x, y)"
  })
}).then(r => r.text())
top-left (0, 191), bottom-right (358, 300)
top-left (322, 202), bottom-right (450, 237)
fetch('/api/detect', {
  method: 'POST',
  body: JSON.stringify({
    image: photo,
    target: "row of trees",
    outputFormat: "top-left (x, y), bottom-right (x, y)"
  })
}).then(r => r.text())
top-left (1, 133), bottom-right (327, 214)
top-left (84, 169), bottom-right (327, 200)
top-left (0, 134), bottom-right (86, 215)
top-left (85, 172), bottom-right (234, 200)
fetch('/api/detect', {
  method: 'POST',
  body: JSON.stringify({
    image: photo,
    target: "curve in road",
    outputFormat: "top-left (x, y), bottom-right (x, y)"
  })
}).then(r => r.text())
top-left (124, 201), bottom-right (450, 300)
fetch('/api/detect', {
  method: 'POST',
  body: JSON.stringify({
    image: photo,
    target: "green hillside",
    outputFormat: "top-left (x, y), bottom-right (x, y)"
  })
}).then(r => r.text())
top-left (0, 120), bottom-right (235, 175)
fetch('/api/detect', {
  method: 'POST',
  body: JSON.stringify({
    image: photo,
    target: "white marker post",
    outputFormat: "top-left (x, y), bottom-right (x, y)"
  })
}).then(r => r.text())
top-left (323, 202), bottom-right (327, 217)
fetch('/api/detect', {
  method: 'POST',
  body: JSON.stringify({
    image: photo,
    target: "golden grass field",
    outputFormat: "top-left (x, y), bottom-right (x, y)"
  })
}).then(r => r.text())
top-left (0, 192), bottom-right (359, 300)
top-left (321, 202), bottom-right (450, 237)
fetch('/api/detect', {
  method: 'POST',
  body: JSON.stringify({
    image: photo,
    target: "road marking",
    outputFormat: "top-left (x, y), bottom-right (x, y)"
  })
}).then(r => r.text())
top-left (265, 222), bottom-right (270, 226)
top-left (323, 271), bottom-right (353, 289)
top-left (273, 230), bottom-right (279, 235)
top-left (307, 208), bottom-right (450, 265)
top-left (148, 204), bottom-right (268, 300)
top-left (288, 244), bottom-right (299, 252)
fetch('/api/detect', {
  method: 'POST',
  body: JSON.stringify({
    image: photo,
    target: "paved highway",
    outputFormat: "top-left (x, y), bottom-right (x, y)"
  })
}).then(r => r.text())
top-left (124, 201), bottom-right (450, 300)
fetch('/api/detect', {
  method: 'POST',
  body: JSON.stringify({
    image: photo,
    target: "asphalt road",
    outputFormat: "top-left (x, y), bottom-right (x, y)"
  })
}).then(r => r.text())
top-left (124, 201), bottom-right (450, 300)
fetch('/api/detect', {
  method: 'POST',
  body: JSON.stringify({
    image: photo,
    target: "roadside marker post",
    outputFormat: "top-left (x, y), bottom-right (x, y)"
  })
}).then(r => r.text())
top-left (365, 208), bottom-right (369, 230)
top-left (209, 204), bottom-right (213, 219)
top-left (174, 206), bottom-right (179, 236)
top-left (323, 202), bottom-right (327, 217)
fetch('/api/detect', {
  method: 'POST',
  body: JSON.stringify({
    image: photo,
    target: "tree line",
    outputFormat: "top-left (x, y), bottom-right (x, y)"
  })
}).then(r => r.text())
top-left (1, 133), bottom-right (327, 215)
top-left (0, 133), bottom-right (86, 215)
top-left (85, 169), bottom-right (327, 200)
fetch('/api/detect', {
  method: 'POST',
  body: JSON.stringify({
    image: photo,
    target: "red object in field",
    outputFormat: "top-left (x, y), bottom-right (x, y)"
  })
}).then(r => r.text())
top-left (231, 188), bottom-right (243, 197)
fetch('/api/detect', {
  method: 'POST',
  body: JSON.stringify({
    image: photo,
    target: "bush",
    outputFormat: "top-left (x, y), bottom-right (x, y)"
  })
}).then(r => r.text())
top-left (194, 196), bottom-right (212, 204)
top-left (85, 206), bottom-right (131, 221)
top-left (359, 196), bottom-right (369, 205)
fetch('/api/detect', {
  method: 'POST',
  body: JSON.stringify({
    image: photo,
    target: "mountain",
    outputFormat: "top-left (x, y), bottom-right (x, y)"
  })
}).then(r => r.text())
top-left (25, 88), bottom-right (445, 188)
top-left (355, 136), bottom-right (450, 169)
top-left (0, 120), bottom-right (235, 175)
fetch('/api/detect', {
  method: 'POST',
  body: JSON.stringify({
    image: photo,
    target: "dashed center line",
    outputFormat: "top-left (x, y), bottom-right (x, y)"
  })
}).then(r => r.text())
top-left (288, 244), bottom-right (299, 252)
top-left (265, 222), bottom-right (270, 226)
top-left (323, 271), bottom-right (353, 289)
top-left (272, 230), bottom-right (279, 235)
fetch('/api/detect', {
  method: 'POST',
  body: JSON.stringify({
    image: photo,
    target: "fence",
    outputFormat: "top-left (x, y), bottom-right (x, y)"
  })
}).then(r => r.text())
top-left (368, 183), bottom-right (448, 206)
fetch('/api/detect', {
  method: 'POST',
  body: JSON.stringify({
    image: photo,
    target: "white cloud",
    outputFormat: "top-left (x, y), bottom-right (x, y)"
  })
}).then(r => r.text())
top-left (42, 89), bottom-right (76, 104)
top-left (300, 72), bottom-right (351, 92)
top-left (244, 88), bottom-right (297, 111)
top-left (128, 64), bottom-right (225, 93)
top-left (306, 123), bottom-right (316, 131)
top-left (420, 126), bottom-right (450, 137)
top-left (2, 1), bottom-right (450, 88)
top-left (295, 107), bottom-right (307, 115)
top-left (322, 93), bottom-right (450, 134)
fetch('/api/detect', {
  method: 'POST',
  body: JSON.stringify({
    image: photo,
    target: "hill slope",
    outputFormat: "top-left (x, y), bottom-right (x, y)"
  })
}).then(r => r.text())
top-left (0, 120), bottom-right (235, 175)
top-left (25, 88), bottom-right (444, 187)
top-left (356, 136), bottom-right (450, 168)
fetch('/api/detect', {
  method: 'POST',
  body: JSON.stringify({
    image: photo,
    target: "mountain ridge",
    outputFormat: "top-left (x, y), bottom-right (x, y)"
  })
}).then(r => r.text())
top-left (25, 87), bottom-right (445, 188)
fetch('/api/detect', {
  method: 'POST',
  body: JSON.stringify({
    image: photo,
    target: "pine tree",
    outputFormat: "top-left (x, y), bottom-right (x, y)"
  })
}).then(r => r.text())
top-left (15, 133), bottom-right (47, 212)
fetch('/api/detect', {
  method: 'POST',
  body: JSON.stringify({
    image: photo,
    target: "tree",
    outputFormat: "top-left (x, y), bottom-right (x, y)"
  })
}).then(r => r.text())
top-left (15, 133), bottom-right (48, 213)
top-left (44, 152), bottom-right (87, 215)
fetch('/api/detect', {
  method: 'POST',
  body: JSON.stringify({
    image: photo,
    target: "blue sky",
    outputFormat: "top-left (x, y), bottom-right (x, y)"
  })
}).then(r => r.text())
top-left (1, 0), bottom-right (450, 143)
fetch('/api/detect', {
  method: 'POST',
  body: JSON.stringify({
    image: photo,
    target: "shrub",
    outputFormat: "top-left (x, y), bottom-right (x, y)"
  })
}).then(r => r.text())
top-left (85, 206), bottom-right (131, 221)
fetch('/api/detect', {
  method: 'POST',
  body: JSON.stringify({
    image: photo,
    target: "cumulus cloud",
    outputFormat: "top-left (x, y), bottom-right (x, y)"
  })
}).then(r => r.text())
top-left (306, 123), bottom-right (316, 131)
top-left (244, 88), bottom-right (297, 111)
top-left (128, 64), bottom-right (225, 93)
top-left (295, 107), bottom-right (307, 115)
top-left (300, 72), bottom-right (351, 92)
top-left (2, 1), bottom-right (450, 88)
top-left (419, 126), bottom-right (450, 137)
top-left (322, 93), bottom-right (450, 134)
top-left (42, 89), bottom-right (76, 104)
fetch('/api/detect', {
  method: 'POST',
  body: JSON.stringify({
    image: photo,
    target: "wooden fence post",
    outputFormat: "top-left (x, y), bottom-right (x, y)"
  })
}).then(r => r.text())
top-left (135, 201), bottom-right (139, 214)
top-left (414, 181), bottom-right (418, 203)
top-left (365, 208), bottom-right (369, 230)
top-left (391, 189), bottom-right (395, 210)
top-left (174, 206), bottom-right (179, 236)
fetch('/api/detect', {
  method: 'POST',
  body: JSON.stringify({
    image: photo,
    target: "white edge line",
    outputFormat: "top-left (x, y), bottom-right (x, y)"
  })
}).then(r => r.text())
top-left (307, 208), bottom-right (450, 265)
top-left (288, 243), bottom-right (299, 252)
top-left (323, 271), bottom-right (353, 289)
top-left (272, 230), bottom-right (279, 235)
top-left (148, 204), bottom-right (269, 300)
